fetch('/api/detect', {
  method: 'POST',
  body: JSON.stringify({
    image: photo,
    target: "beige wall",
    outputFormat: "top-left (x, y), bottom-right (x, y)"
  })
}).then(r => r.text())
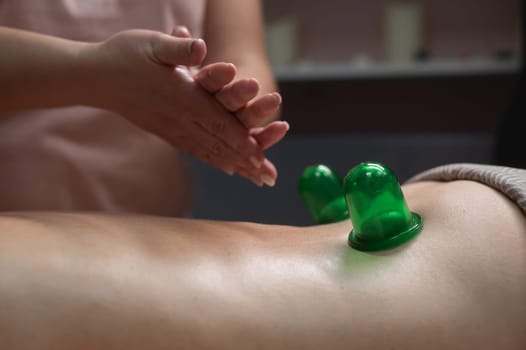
top-left (263, 0), bottom-right (520, 63)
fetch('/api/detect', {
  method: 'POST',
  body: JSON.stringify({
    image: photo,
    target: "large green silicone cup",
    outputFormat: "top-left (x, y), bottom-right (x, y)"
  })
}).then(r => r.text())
top-left (344, 162), bottom-right (423, 251)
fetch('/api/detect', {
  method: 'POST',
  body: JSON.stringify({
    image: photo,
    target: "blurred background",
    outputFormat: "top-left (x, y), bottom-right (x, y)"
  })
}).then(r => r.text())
top-left (189, 0), bottom-right (523, 225)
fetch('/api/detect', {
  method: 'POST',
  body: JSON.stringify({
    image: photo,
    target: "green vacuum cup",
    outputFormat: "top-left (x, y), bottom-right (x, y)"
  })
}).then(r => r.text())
top-left (344, 162), bottom-right (423, 251)
top-left (298, 165), bottom-right (350, 224)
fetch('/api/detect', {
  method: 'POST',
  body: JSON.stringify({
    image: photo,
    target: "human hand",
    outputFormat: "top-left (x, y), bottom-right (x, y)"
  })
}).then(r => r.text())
top-left (171, 26), bottom-right (282, 129)
top-left (83, 29), bottom-right (269, 180)
top-left (171, 26), bottom-right (288, 186)
top-left (193, 62), bottom-right (289, 186)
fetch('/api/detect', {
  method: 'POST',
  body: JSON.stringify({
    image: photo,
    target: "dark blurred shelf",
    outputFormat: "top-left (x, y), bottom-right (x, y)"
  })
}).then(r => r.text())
top-left (278, 61), bottom-right (520, 134)
top-left (274, 60), bottom-right (520, 82)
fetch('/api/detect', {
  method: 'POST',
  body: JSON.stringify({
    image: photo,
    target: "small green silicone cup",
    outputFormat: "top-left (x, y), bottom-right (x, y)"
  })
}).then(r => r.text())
top-left (298, 165), bottom-right (349, 224)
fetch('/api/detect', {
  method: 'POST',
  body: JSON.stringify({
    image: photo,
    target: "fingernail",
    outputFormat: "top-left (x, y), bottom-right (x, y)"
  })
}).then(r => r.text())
top-left (261, 174), bottom-right (276, 187)
top-left (249, 156), bottom-right (262, 168)
top-left (224, 168), bottom-right (234, 176)
top-left (190, 38), bottom-right (205, 55)
top-left (250, 176), bottom-right (264, 187)
top-left (281, 121), bottom-right (290, 131)
top-left (188, 40), bottom-right (195, 54)
top-left (273, 92), bottom-right (282, 104)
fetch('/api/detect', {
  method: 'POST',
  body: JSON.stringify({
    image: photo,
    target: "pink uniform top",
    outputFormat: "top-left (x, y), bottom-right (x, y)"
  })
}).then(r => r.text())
top-left (0, 0), bottom-right (206, 216)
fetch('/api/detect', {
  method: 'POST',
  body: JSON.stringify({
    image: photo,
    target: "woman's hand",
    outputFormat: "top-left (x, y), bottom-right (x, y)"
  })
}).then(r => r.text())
top-left (171, 26), bottom-right (288, 186)
top-left (83, 29), bottom-right (271, 180)
top-left (193, 62), bottom-right (288, 186)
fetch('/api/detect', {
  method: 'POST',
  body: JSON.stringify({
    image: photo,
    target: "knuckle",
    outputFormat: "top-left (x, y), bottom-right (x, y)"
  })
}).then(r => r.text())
top-left (209, 141), bottom-right (225, 157)
top-left (204, 67), bottom-right (215, 83)
top-left (228, 135), bottom-right (244, 151)
top-left (226, 87), bottom-right (247, 111)
top-left (149, 31), bottom-right (163, 46)
top-left (208, 118), bottom-right (226, 136)
top-left (148, 32), bottom-right (164, 62)
top-left (233, 88), bottom-right (246, 103)
top-left (235, 109), bottom-right (250, 127)
top-left (221, 97), bottom-right (237, 112)
top-left (252, 103), bottom-right (266, 118)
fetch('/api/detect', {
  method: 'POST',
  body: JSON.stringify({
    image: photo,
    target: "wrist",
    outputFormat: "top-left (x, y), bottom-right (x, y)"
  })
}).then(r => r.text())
top-left (73, 41), bottom-right (112, 109)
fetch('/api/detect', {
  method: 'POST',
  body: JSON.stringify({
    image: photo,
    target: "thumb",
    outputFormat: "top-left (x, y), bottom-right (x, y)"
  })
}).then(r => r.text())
top-left (150, 33), bottom-right (207, 66)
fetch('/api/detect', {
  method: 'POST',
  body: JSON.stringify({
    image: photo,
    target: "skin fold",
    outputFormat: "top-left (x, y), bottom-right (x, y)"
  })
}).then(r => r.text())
top-left (0, 180), bottom-right (525, 349)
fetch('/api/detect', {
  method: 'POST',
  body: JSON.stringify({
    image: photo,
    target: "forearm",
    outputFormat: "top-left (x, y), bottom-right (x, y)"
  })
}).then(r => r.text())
top-left (0, 27), bottom-right (95, 114)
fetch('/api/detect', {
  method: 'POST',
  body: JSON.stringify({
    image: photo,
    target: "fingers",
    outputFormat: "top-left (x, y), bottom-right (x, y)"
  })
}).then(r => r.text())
top-left (182, 125), bottom-right (256, 176)
top-left (194, 63), bottom-right (237, 93)
top-left (193, 116), bottom-right (264, 165)
top-left (236, 158), bottom-right (278, 187)
top-left (191, 77), bottom-right (284, 186)
top-left (196, 68), bottom-right (261, 114)
top-left (183, 120), bottom-right (277, 187)
top-left (150, 32), bottom-right (206, 67)
top-left (237, 121), bottom-right (289, 187)
top-left (186, 86), bottom-right (265, 165)
top-left (251, 121), bottom-right (290, 150)
top-left (215, 78), bottom-right (259, 112)
top-left (240, 122), bottom-right (290, 187)
top-left (189, 106), bottom-right (285, 185)
top-left (237, 92), bottom-right (282, 129)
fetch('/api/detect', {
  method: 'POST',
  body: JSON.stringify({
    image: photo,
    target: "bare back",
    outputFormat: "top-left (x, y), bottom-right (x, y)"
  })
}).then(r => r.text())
top-left (0, 180), bottom-right (525, 349)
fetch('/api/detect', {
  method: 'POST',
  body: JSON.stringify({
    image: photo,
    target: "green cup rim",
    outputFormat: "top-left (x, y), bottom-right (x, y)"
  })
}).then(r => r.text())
top-left (348, 212), bottom-right (423, 251)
